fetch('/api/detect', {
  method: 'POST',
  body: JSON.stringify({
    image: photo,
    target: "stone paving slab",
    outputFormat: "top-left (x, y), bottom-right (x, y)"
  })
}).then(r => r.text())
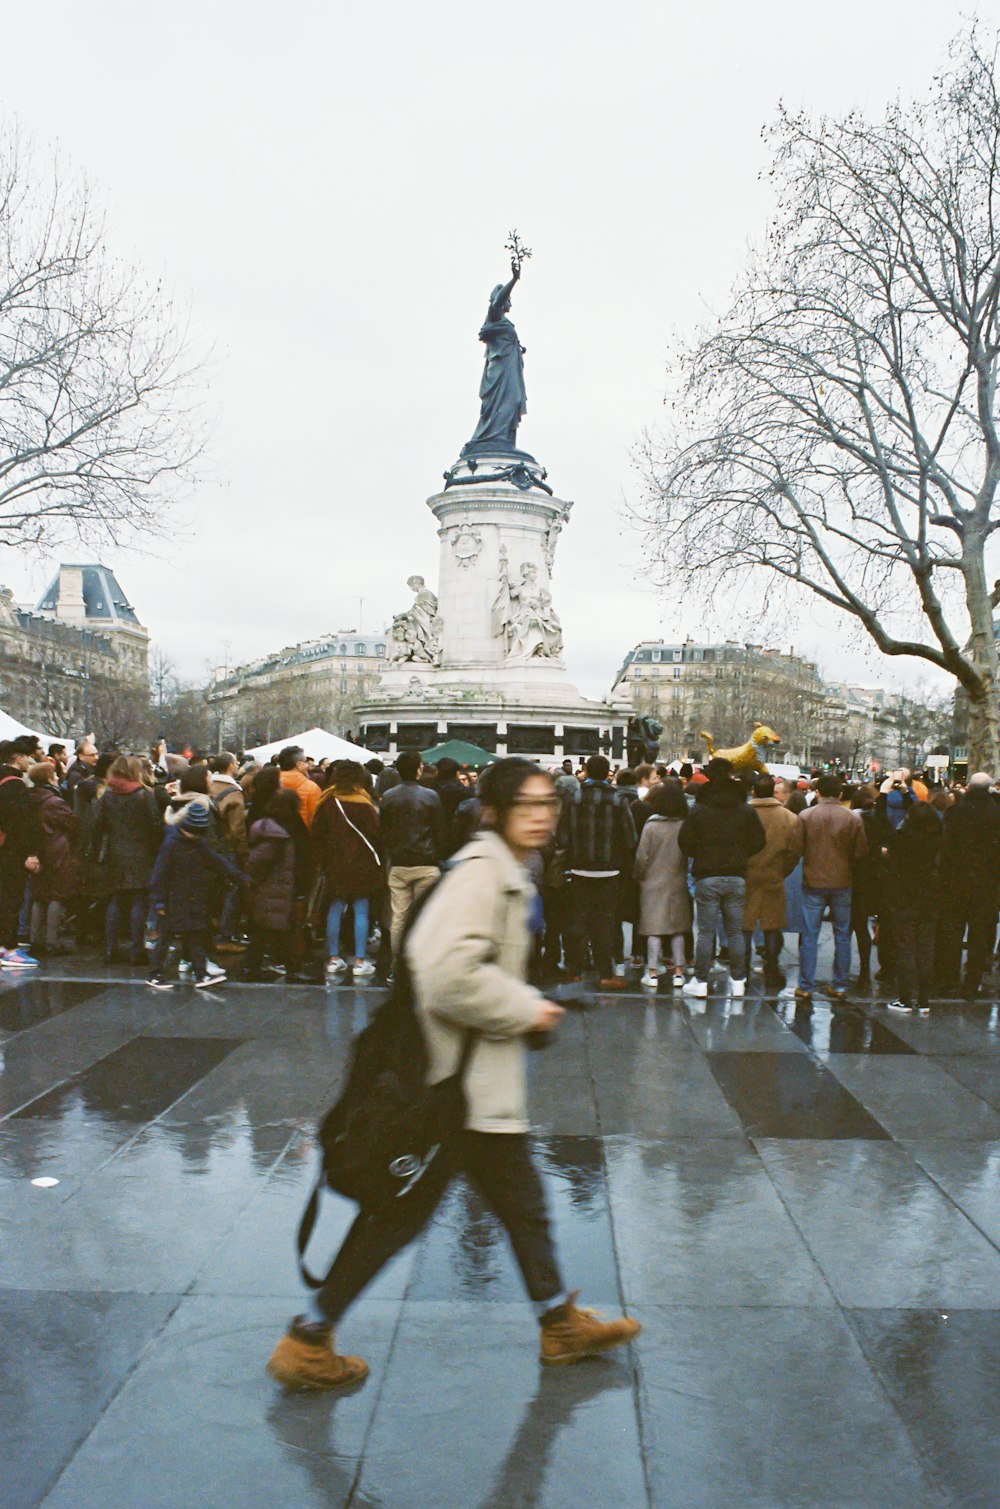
top-left (0, 955), bottom-right (998, 1505)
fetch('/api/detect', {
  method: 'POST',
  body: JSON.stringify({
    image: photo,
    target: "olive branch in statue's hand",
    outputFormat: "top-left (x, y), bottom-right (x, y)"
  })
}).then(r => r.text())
top-left (505, 229), bottom-right (532, 275)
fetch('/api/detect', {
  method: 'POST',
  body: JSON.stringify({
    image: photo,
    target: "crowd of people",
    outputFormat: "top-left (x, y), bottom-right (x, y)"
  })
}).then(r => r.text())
top-left (0, 731), bottom-right (995, 1012)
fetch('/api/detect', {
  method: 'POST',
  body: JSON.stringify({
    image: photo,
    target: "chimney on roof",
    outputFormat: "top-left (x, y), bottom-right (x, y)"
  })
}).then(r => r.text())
top-left (56, 566), bottom-right (87, 627)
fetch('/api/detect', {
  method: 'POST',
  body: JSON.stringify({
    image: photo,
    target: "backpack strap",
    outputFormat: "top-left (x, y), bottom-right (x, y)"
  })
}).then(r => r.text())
top-left (296, 1165), bottom-right (327, 1289)
top-left (334, 798), bottom-right (381, 867)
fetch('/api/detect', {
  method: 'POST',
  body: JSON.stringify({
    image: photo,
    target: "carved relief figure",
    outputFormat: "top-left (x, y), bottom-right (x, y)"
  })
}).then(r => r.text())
top-left (450, 523), bottom-right (483, 570)
top-left (492, 550), bottom-right (561, 660)
top-left (388, 575), bottom-right (442, 665)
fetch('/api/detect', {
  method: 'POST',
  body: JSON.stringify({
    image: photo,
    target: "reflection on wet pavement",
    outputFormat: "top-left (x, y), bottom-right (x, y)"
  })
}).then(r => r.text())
top-left (0, 962), bottom-right (997, 1506)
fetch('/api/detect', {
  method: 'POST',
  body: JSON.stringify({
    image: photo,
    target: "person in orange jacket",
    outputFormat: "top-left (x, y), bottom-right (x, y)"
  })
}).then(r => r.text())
top-left (278, 746), bottom-right (322, 828)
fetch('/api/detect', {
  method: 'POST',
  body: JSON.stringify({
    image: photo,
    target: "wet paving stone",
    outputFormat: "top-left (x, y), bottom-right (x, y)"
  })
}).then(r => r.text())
top-left (12, 1036), bottom-right (243, 1123)
top-left (904, 1140), bottom-right (1000, 1250)
top-left (822, 1055), bottom-right (1000, 1140)
top-left (636, 1305), bottom-right (944, 1508)
top-left (604, 1136), bottom-right (832, 1306)
top-left (781, 1001), bottom-right (916, 1055)
top-left (0, 980), bottom-right (107, 1036)
top-left (354, 1302), bottom-right (645, 1509)
top-left (755, 1139), bottom-right (1000, 1308)
top-left (0, 1290), bottom-right (177, 1509)
top-left (705, 1051), bottom-right (891, 1139)
top-left (36, 1296), bottom-right (401, 1509)
top-left (846, 1308), bottom-right (1000, 1509)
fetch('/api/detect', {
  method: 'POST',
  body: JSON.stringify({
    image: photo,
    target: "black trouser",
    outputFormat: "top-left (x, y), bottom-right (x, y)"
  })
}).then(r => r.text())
top-left (565, 874), bottom-right (619, 978)
top-left (744, 929), bottom-right (782, 976)
top-left (890, 905), bottom-right (935, 1007)
top-left (0, 853), bottom-right (27, 950)
top-left (540, 884), bottom-right (568, 971)
top-left (851, 895), bottom-right (873, 980)
top-left (244, 925), bottom-right (294, 975)
top-left (316, 1131), bottom-right (563, 1325)
top-left (936, 896), bottom-right (998, 993)
top-left (150, 927), bottom-right (208, 979)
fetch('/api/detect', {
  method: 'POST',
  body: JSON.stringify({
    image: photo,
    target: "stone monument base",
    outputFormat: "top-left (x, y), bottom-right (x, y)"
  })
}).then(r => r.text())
top-left (356, 676), bottom-right (624, 765)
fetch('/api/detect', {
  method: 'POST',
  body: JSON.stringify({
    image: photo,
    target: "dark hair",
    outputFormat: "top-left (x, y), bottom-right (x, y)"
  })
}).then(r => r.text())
top-left (752, 774), bottom-right (775, 799)
top-left (705, 757), bottom-right (733, 780)
top-left (396, 749), bottom-right (421, 781)
top-left (248, 765), bottom-right (281, 825)
top-left (189, 749), bottom-right (210, 765)
top-left (786, 790), bottom-right (809, 814)
top-left (180, 765), bottom-right (210, 795)
top-left (616, 768), bottom-right (638, 789)
top-left (645, 781), bottom-right (688, 819)
top-left (266, 787), bottom-right (303, 835)
top-left (326, 759), bottom-right (367, 795)
top-left (277, 745), bottom-right (303, 772)
top-left (95, 752), bottom-right (116, 781)
top-left (478, 757), bottom-right (550, 816)
top-left (852, 784), bottom-right (877, 810)
top-left (905, 801), bottom-right (942, 836)
top-left (586, 754), bottom-right (610, 781)
top-left (48, 743), bottom-right (66, 758)
top-left (364, 759), bottom-right (384, 775)
top-left (0, 741), bottom-right (13, 764)
top-left (678, 762), bottom-right (694, 780)
top-left (210, 752), bottom-right (237, 774)
top-left (436, 757), bottom-right (459, 780)
top-left (817, 774), bottom-right (843, 799)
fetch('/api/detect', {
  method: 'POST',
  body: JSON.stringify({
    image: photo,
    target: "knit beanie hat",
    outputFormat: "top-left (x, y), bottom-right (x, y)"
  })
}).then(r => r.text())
top-left (179, 799), bottom-right (211, 833)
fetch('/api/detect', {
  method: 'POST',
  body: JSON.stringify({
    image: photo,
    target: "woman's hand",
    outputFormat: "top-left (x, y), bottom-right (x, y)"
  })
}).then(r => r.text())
top-left (530, 1001), bottom-right (565, 1033)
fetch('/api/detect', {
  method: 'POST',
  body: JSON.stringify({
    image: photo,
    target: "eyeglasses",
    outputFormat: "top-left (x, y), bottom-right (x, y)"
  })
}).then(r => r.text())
top-left (509, 797), bottom-right (560, 813)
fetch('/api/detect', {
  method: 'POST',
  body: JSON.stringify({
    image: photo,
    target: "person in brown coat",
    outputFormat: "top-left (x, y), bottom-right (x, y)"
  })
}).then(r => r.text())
top-left (633, 781), bottom-right (692, 987)
top-left (210, 752), bottom-right (249, 950)
top-left (742, 773), bottom-right (803, 987)
top-left (27, 762), bottom-right (80, 955)
top-left (312, 761), bottom-right (382, 980)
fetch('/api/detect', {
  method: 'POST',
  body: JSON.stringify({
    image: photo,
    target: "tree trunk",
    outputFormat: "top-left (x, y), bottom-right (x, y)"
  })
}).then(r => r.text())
top-left (963, 541), bottom-right (1000, 774)
top-left (965, 680), bottom-right (1000, 775)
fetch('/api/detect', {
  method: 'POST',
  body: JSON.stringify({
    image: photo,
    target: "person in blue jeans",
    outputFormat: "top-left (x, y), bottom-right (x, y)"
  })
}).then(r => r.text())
top-left (796, 774), bottom-right (868, 1007)
top-left (677, 758), bottom-right (765, 1001)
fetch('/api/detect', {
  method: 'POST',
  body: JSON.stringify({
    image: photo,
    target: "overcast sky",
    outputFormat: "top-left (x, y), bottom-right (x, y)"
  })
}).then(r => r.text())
top-left (0, 0), bottom-right (977, 701)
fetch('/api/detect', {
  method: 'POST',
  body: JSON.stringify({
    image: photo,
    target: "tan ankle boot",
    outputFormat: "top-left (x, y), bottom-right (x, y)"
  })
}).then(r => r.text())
top-left (539, 1292), bottom-right (641, 1366)
top-left (266, 1317), bottom-right (369, 1391)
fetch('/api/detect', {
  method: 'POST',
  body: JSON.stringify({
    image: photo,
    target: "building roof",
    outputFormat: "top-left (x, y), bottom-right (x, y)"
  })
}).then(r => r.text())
top-left (36, 564), bottom-right (141, 626)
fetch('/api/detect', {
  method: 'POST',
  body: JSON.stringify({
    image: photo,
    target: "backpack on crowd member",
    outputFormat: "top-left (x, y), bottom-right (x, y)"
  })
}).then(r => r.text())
top-left (296, 865), bottom-right (478, 1286)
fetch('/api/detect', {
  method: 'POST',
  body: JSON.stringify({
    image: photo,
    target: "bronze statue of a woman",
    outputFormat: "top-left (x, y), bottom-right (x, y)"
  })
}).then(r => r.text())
top-left (462, 256), bottom-right (530, 458)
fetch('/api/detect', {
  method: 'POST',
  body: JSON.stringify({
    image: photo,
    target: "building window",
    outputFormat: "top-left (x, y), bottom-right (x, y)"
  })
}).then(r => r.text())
top-left (355, 642), bottom-right (366, 656)
top-left (673, 666), bottom-right (681, 680)
top-left (339, 643), bottom-right (347, 656)
top-left (651, 649), bottom-right (661, 663)
top-left (673, 649), bottom-right (682, 661)
top-left (375, 643), bottom-right (385, 657)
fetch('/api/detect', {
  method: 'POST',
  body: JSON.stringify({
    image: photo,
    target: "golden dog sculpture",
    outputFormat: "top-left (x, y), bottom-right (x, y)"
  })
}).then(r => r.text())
top-left (700, 723), bottom-right (781, 776)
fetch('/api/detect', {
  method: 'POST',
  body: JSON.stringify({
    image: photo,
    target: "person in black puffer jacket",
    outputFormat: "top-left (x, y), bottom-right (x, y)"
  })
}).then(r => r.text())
top-left (678, 758), bottom-right (765, 998)
top-left (883, 802), bottom-right (942, 1014)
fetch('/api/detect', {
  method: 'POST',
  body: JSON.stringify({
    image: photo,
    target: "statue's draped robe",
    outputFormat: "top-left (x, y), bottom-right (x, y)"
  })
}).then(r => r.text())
top-left (465, 316), bottom-right (526, 452)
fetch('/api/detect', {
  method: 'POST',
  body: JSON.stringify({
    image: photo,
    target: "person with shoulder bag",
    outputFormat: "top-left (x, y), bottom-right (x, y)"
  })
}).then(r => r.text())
top-left (311, 760), bottom-right (382, 981)
top-left (266, 758), bottom-right (641, 1392)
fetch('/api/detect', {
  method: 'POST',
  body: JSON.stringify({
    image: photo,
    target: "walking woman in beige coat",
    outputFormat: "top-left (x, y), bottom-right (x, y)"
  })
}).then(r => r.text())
top-left (267, 758), bottom-right (640, 1391)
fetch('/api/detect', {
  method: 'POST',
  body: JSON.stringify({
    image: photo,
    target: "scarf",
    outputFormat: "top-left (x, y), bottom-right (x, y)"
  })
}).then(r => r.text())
top-left (107, 775), bottom-right (142, 795)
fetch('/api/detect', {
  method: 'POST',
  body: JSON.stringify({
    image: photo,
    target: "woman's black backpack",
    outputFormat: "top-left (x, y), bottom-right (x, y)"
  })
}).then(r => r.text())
top-left (296, 872), bottom-right (477, 1287)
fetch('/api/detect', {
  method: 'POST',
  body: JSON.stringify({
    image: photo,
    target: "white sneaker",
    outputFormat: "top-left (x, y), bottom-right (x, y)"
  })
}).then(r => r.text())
top-left (352, 959), bottom-right (376, 979)
top-left (730, 978), bottom-right (746, 998)
top-left (326, 957), bottom-right (347, 976)
top-left (178, 960), bottom-right (192, 976)
top-left (640, 971), bottom-right (659, 988)
top-left (683, 978), bottom-right (708, 997)
top-left (205, 961), bottom-right (225, 980)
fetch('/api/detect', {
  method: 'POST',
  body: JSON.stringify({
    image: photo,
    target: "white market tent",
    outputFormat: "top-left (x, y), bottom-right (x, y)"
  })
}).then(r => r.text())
top-left (244, 726), bottom-right (378, 764)
top-left (0, 706), bottom-right (56, 746)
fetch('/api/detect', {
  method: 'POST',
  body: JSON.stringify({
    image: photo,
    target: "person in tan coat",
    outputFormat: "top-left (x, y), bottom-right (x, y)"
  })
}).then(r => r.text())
top-left (742, 774), bottom-right (803, 987)
top-left (266, 758), bottom-right (640, 1392)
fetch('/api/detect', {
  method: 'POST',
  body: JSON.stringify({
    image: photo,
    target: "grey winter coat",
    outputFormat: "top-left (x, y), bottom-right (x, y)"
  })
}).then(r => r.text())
top-left (91, 786), bottom-right (163, 891)
top-left (633, 815), bottom-right (692, 936)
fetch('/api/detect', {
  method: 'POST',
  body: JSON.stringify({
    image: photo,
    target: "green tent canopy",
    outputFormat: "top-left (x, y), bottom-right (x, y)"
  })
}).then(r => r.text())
top-left (421, 738), bottom-right (496, 768)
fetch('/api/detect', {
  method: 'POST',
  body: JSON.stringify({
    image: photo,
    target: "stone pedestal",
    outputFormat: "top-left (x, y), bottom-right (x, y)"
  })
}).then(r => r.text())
top-left (357, 450), bottom-right (624, 763)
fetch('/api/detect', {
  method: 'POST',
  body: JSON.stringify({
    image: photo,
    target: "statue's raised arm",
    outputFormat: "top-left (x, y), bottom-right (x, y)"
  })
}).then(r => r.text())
top-left (488, 260), bottom-right (520, 321)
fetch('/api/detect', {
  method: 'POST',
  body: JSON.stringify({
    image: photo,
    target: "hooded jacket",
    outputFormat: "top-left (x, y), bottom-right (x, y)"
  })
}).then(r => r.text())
top-left (678, 778), bottom-right (765, 880)
top-left (247, 817), bottom-right (296, 930)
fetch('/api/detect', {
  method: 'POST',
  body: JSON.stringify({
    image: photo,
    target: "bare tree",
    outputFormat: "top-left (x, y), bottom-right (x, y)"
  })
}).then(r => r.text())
top-left (0, 122), bottom-right (204, 552)
top-left (637, 29), bottom-right (1000, 771)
